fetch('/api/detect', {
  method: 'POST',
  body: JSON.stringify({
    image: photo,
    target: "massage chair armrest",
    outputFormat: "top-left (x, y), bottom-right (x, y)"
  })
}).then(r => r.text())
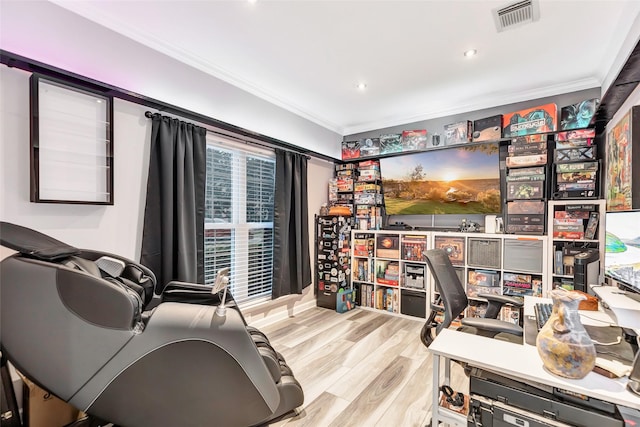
top-left (161, 281), bottom-right (243, 321)
top-left (478, 293), bottom-right (523, 319)
top-left (461, 317), bottom-right (523, 337)
top-left (77, 250), bottom-right (156, 284)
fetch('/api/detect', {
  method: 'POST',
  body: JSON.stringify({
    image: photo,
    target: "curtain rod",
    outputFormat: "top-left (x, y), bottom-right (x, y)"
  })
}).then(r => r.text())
top-left (144, 111), bottom-right (311, 159)
top-left (0, 50), bottom-right (335, 162)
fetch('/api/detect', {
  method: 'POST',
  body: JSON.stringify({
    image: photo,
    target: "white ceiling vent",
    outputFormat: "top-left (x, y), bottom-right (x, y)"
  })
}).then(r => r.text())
top-left (493, 0), bottom-right (540, 32)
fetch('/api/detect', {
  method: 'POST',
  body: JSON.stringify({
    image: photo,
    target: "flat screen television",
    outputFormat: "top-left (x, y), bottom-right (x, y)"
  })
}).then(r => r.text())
top-left (379, 143), bottom-right (501, 215)
top-left (605, 210), bottom-right (640, 295)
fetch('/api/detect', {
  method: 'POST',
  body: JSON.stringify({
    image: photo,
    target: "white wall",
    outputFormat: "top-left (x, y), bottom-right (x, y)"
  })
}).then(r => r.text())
top-left (1, 64), bottom-right (334, 321)
top-left (1, 65), bottom-right (151, 259)
top-left (0, 0), bottom-right (343, 159)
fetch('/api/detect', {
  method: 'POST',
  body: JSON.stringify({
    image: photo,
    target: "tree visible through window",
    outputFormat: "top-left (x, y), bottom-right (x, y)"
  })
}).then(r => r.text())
top-left (204, 138), bottom-right (275, 303)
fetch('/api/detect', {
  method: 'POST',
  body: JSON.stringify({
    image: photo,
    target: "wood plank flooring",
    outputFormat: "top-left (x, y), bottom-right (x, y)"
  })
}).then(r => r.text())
top-left (258, 307), bottom-right (468, 427)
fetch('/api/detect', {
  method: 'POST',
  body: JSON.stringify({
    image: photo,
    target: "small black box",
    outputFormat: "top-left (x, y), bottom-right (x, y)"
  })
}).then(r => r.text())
top-left (400, 289), bottom-right (426, 318)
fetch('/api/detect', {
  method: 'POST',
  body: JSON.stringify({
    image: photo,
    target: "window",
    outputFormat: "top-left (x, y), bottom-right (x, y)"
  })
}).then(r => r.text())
top-left (204, 136), bottom-right (276, 304)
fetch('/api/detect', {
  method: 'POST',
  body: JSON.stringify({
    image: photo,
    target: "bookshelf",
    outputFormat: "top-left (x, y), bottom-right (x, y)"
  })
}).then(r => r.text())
top-left (352, 230), bottom-right (430, 318)
top-left (547, 200), bottom-right (606, 292)
top-left (350, 230), bottom-right (549, 323)
top-left (431, 232), bottom-right (548, 325)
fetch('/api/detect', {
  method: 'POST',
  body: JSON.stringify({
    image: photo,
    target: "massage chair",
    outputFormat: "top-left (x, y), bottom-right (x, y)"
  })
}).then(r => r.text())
top-left (0, 222), bottom-right (303, 427)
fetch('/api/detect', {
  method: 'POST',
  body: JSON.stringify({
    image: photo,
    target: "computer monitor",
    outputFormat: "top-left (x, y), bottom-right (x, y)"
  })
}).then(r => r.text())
top-left (604, 210), bottom-right (640, 299)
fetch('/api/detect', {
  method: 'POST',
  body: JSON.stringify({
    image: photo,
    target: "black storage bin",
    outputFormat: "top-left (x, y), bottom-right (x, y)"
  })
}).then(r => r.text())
top-left (400, 289), bottom-right (426, 318)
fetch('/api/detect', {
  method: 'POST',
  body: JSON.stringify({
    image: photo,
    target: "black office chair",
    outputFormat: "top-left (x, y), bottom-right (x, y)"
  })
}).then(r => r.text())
top-left (420, 249), bottom-right (524, 347)
top-left (0, 222), bottom-right (303, 427)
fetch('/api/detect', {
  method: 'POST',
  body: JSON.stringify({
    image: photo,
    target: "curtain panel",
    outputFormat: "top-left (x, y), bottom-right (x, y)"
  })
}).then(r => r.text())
top-left (141, 113), bottom-right (206, 293)
top-left (272, 149), bottom-right (311, 298)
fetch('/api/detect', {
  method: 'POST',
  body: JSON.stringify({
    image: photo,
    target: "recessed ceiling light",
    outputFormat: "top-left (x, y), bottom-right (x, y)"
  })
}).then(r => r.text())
top-left (464, 49), bottom-right (477, 58)
top-left (356, 82), bottom-right (367, 90)
top-left (248, 0), bottom-right (257, 4)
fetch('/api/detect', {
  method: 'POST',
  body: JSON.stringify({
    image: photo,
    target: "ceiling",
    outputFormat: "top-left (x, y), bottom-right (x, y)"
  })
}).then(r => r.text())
top-left (50, 0), bottom-right (640, 136)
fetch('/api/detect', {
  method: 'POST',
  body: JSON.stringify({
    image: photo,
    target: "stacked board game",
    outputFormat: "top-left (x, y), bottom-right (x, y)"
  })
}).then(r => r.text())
top-left (554, 129), bottom-right (598, 199)
top-left (505, 135), bottom-right (548, 234)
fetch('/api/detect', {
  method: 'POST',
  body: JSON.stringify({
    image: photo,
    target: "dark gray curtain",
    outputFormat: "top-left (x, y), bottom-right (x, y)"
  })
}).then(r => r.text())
top-left (140, 113), bottom-right (206, 293)
top-left (272, 149), bottom-right (311, 298)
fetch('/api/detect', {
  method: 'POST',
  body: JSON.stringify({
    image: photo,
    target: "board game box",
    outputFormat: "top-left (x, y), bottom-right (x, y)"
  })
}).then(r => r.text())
top-left (511, 134), bottom-right (548, 144)
top-left (554, 146), bottom-right (596, 162)
top-left (505, 153), bottom-right (547, 168)
top-left (472, 115), bottom-right (502, 142)
top-left (434, 236), bottom-right (465, 266)
top-left (507, 181), bottom-right (544, 200)
top-left (507, 200), bottom-right (545, 214)
top-left (401, 130), bottom-right (428, 151)
top-left (508, 142), bottom-right (546, 155)
top-left (555, 162), bottom-right (598, 173)
top-left (556, 129), bottom-right (596, 141)
top-left (379, 134), bottom-right (402, 154)
top-left (359, 137), bottom-right (380, 157)
top-left (507, 166), bottom-right (545, 177)
top-left (503, 103), bottom-right (557, 137)
top-left (341, 140), bottom-right (360, 160)
top-left (560, 98), bottom-right (599, 130)
top-left (444, 120), bottom-right (472, 145)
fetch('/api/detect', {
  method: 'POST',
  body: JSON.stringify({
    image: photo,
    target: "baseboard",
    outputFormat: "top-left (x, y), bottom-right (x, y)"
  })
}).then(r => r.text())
top-left (248, 298), bottom-right (317, 329)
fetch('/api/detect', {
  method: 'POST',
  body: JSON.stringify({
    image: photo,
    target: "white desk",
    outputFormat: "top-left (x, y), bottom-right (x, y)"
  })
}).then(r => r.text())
top-left (428, 297), bottom-right (640, 426)
top-left (592, 285), bottom-right (640, 329)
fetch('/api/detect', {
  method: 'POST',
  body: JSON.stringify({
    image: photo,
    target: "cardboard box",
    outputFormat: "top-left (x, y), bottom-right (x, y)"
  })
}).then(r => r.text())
top-left (20, 374), bottom-right (80, 427)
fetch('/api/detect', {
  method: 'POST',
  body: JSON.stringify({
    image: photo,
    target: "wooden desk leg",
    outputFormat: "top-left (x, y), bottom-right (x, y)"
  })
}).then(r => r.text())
top-left (432, 354), bottom-right (440, 427)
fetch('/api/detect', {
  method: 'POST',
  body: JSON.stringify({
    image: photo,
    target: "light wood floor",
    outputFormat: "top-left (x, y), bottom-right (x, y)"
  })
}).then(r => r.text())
top-left (259, 307), bottom-right (468, 427)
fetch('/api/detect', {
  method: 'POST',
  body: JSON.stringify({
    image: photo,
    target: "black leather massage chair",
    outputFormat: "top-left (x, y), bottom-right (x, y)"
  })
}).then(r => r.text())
top-left (0, 222), bottom-right (303, 426)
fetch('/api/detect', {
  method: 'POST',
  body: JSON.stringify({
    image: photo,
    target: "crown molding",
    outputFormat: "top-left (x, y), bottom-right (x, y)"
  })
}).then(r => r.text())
top-left (342, 77), bottom-right (601, 136)
top-left (49, 1), bottom-right (345, 135)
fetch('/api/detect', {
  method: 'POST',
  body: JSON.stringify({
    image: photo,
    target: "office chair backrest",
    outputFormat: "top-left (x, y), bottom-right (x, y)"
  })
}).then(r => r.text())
top-left (423, 249), bottom-right (469, 334)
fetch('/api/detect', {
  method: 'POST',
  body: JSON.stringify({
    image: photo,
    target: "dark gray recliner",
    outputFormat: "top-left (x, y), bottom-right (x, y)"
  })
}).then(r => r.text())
top-left (0, 222), bottom-right (303, 427)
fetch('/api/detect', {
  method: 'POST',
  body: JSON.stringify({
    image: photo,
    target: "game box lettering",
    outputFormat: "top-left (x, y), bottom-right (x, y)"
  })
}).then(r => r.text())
top-left (555, 162), bottom-right (598, 173)
top-left (503, 103), bottom-right (557, 137)
top-left (505, 153), bottom-right (547, 168)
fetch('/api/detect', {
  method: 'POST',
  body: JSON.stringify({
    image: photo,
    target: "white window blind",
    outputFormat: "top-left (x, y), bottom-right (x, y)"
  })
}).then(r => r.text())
top-left (205, 136), bottom-right (276, 303)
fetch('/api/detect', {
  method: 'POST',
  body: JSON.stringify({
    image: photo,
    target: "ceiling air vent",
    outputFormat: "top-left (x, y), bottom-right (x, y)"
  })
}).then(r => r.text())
top-left (493, 0), bottom-right (540, 32)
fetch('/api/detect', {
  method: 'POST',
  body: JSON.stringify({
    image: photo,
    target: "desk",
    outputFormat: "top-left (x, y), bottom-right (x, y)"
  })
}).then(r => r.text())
top-left (428, 297), bottom-right (640, 426)
top-left (592, 285), bottom-right (640, 329)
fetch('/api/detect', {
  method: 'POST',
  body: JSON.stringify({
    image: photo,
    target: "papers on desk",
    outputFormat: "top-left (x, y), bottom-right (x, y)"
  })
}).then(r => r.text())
top-left (594, 357), bottom-right (632, 378)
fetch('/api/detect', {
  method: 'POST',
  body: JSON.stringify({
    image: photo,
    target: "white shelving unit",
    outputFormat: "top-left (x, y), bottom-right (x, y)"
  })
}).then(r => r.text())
top-left (547, 199), bottom-right (606, 292)
top-left (350, 230), bottom-right (549, 322)
top-left (351, 230), bottom-right (431, 318)
top-left (430, 232), bottom-right (548, 323)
